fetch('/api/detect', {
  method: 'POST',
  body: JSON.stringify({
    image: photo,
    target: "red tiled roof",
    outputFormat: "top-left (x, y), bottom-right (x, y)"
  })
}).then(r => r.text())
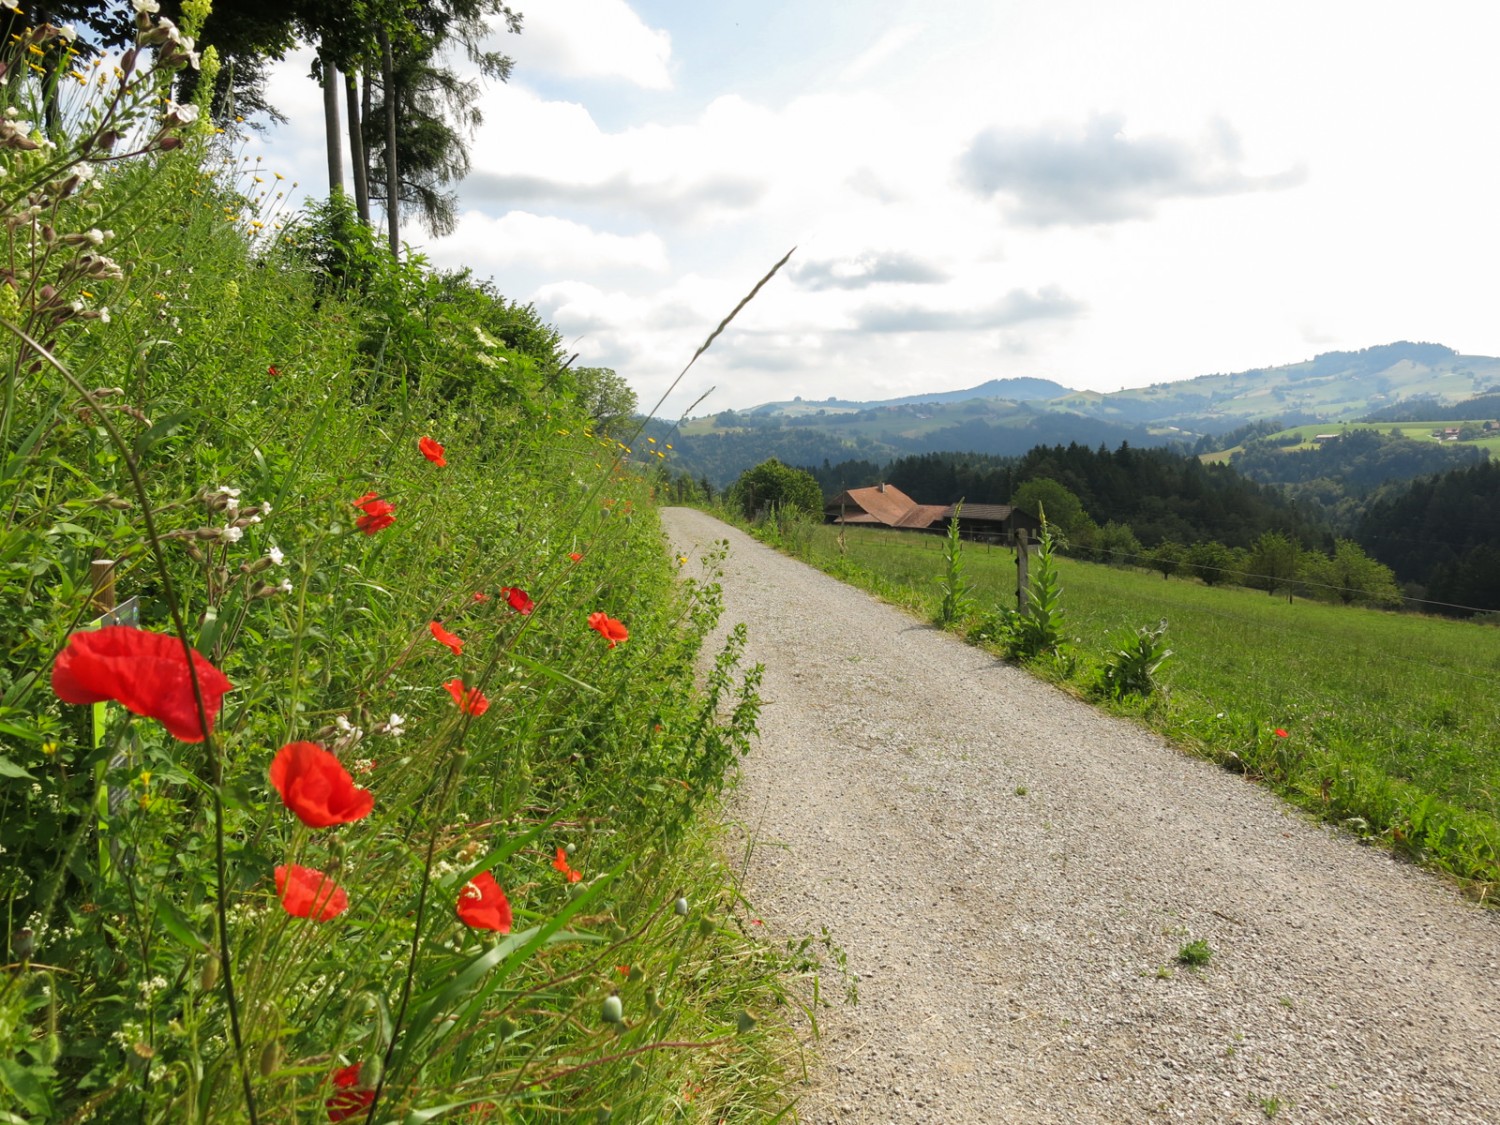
top-left (826, 484), bottom-right (921, 526)
top-left (897, 504), bottom-right (950, 529)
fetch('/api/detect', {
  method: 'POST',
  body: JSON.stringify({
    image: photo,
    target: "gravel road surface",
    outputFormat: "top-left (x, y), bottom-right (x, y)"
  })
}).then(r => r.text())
top-left (661, 508), bottom-right (1500, 1125)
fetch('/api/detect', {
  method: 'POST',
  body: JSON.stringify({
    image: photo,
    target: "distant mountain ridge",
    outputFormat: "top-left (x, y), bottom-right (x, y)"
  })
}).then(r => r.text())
top-left (744, 376), bottom-right (1073, 415)
top-left (662, 341), bottom-right (1500, 486)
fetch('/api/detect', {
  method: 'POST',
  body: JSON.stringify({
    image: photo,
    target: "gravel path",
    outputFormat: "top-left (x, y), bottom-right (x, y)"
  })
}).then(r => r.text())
top-left (660, 508), bottom-right (1500, 1125)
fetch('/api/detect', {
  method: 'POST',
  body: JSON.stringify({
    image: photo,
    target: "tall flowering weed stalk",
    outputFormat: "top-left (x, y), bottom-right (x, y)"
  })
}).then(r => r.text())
top-left (0, 25), bottom-right (792, 1119)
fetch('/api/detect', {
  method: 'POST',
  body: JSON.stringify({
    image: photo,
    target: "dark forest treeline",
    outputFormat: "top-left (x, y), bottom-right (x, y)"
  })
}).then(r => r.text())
top-left (1355, 460), bottom-right (1500, 611)
top-left (1363, 392), bottom-right (1500, 423)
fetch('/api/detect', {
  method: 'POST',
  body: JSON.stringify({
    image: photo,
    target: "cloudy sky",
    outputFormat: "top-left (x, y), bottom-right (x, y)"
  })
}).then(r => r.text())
top-left (248, 1), bottom-right (1500, 419)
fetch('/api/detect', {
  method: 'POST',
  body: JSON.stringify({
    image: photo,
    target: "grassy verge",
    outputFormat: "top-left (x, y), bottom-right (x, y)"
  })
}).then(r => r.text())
top-left (736, 511), bottom-right (1500, 899)
top-left (0, 19), bottom-right (804, 1120)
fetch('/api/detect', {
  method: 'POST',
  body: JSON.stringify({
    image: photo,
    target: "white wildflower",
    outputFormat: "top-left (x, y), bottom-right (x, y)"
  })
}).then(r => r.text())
top-left (99, 307), bottom-right (110, 323)
top-left (266, 545), bottom-right (284, 566)
top-left (133, 0), bottom-right (160, 11)
top-left (386, 713), bottom-right (405, 738)
top-left (335, 715), bottom-right (355, 734)
top-left (139, 975), bottom-right (169, 998)
top-left (277, 578), bottom-right (292, 594)
top-left (85, 228), bottom-right (104, 245)
top-left (220, 525), bottom-right (243, 543)
top-left (163, 101), bottom-right (198, 128)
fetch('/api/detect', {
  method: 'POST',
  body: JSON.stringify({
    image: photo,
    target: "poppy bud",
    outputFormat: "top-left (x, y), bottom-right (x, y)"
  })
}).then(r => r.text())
top-left (37, 1033), bottom-right (61, 1065)
top-left (258, 1039), bottom-right (281, 1077)
top-left (673, 896), bottom-right (689, 917)
top-left (600, 992), bottom-right (623, 1024)
top-left (358, 1057), bottom-right (382, 1089)
top-left (199, 950), bottom-right (219, 991)
top-left (496, 1017), bottom-right (516, 1040)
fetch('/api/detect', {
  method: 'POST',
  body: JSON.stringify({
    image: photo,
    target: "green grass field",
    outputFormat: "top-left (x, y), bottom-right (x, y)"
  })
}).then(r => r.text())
top-left (764, 520), bottom-right (1500, 895)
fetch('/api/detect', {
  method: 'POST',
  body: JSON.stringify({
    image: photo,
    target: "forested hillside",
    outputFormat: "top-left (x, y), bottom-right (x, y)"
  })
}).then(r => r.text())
top-left (1355, 460), bottom-right (1500, 611)
top-left (1230, 429), bottom-right (1486, 527)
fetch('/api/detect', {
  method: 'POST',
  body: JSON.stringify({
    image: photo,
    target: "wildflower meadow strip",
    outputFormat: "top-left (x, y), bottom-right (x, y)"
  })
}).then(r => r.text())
top-left (0, 15), bottom-right (802, 1120)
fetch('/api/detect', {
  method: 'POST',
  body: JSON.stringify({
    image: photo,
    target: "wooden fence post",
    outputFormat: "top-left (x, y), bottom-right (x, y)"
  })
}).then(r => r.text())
top-left (89, 558), bottom-right (116, 616)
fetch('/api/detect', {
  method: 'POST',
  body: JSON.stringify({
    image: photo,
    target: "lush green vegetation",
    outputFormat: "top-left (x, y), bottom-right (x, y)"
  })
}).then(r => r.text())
top-left (740, 517), bottom-right (1500, 898)
top-left (1356, 459), bottom-right (1500, 613)
top-left (0, 17), bottom-right (806, 1121)
top-left (724, 459), bottom-right (822, 520)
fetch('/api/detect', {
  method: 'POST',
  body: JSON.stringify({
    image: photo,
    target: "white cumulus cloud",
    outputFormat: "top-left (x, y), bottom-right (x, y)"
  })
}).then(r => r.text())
top-left (429, 211), bottom-right (669, 276)
top-left (512, 0), bottom-right (672, 89)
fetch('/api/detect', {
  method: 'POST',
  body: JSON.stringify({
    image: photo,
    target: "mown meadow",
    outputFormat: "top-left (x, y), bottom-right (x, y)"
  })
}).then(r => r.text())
top-left (1, 10), bottom-right (808, 1121)
top-left (746, 515), bottom-right (1500, 897)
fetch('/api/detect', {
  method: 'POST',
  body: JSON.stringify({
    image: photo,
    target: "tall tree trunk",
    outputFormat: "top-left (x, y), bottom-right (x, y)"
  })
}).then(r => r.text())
top-left (345, 71), bottom-right (370, 224)
top-left (379, 28), bottom-right (399, 255)
top-left (321, 57), bottom-right (344, 197)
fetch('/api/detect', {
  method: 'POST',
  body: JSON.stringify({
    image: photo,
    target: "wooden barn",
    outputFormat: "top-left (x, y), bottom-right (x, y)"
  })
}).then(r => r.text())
top-left (825, 484), bottom-right (1041, 542)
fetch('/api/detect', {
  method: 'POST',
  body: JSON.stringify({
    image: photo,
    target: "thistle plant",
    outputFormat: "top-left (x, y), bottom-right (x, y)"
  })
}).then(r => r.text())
top-left (936, 501), bottom-right (974, 627)
top-left (1096, 618), bottom-right (1173, 701)
top-left (1005, 513), bottom-right (1067, 663)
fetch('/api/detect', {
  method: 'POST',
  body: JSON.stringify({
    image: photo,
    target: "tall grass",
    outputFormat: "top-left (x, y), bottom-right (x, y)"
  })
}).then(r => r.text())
top-left (746, 518), bottom-right (1500, 897)
top-left (0, 16), bottom-right (807, 1120)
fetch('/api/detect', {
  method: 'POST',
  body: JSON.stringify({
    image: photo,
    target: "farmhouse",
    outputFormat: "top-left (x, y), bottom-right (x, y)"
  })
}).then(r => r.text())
top-left (825, 483), bottom-right (1041, 541)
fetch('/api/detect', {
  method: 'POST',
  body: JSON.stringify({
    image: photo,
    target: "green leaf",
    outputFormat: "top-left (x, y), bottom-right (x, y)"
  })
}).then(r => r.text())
top-left (0, 1057), bottom-right (53, 1115)
top-left (507, 651), bottom-right (601, 696)
top-left (0, 756), bottom-right (35, 780)
top-left (154, 898), bottom-right (206, 950)
top-left (133, 411), bottom-right (191, 458)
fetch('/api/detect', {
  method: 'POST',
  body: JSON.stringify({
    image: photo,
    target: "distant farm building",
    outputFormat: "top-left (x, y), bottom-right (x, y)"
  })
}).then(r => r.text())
top-left (825, 484), bottom-right (1042, 541)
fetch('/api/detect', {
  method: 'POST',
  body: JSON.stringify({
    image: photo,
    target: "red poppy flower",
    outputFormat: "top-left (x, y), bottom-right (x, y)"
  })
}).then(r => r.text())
top-left (444, 678), bottom-right (489, 716)
top-left (1274, 728), bottom-right (1289, 738)
top-left (352, 492), bottom-right (395, 535)
top-left (267, 364), bottom-right (281, 378)
top-left (568, 552), bottom-right (583, 563)
top-left (456, 870), bottom-right (512, 932)
top-left (500, 586), bottom-right (534, 615)
top-left (472, 591), bottom-right (490, 603)
top-left (429, 621), bottom-right (464, 655)
top-left (52, 625), bottom-right (233, 743)
top-left (553, 847), bottom-right (582, 883)
top-left (418, 435), bottom-right (447, 467)
top-left (587, 612), bottom-right (629, 648)
top-left (269, 742), bottom-right (374, 828)
top-left (326, 1063), bottom-right (374, 1121)
top-left (275, 864), bottom-right (348, 921)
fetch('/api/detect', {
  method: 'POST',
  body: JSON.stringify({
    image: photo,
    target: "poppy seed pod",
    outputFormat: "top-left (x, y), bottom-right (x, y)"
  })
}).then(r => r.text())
top-left (673, 896), bottom-right (689, 916)
top-left (601, 992), bottom-right (623, 1024)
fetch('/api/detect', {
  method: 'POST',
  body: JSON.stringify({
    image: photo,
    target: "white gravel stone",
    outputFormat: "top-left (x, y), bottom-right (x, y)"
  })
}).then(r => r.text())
top-left (662, 508), bottom-right (1500, 1125)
